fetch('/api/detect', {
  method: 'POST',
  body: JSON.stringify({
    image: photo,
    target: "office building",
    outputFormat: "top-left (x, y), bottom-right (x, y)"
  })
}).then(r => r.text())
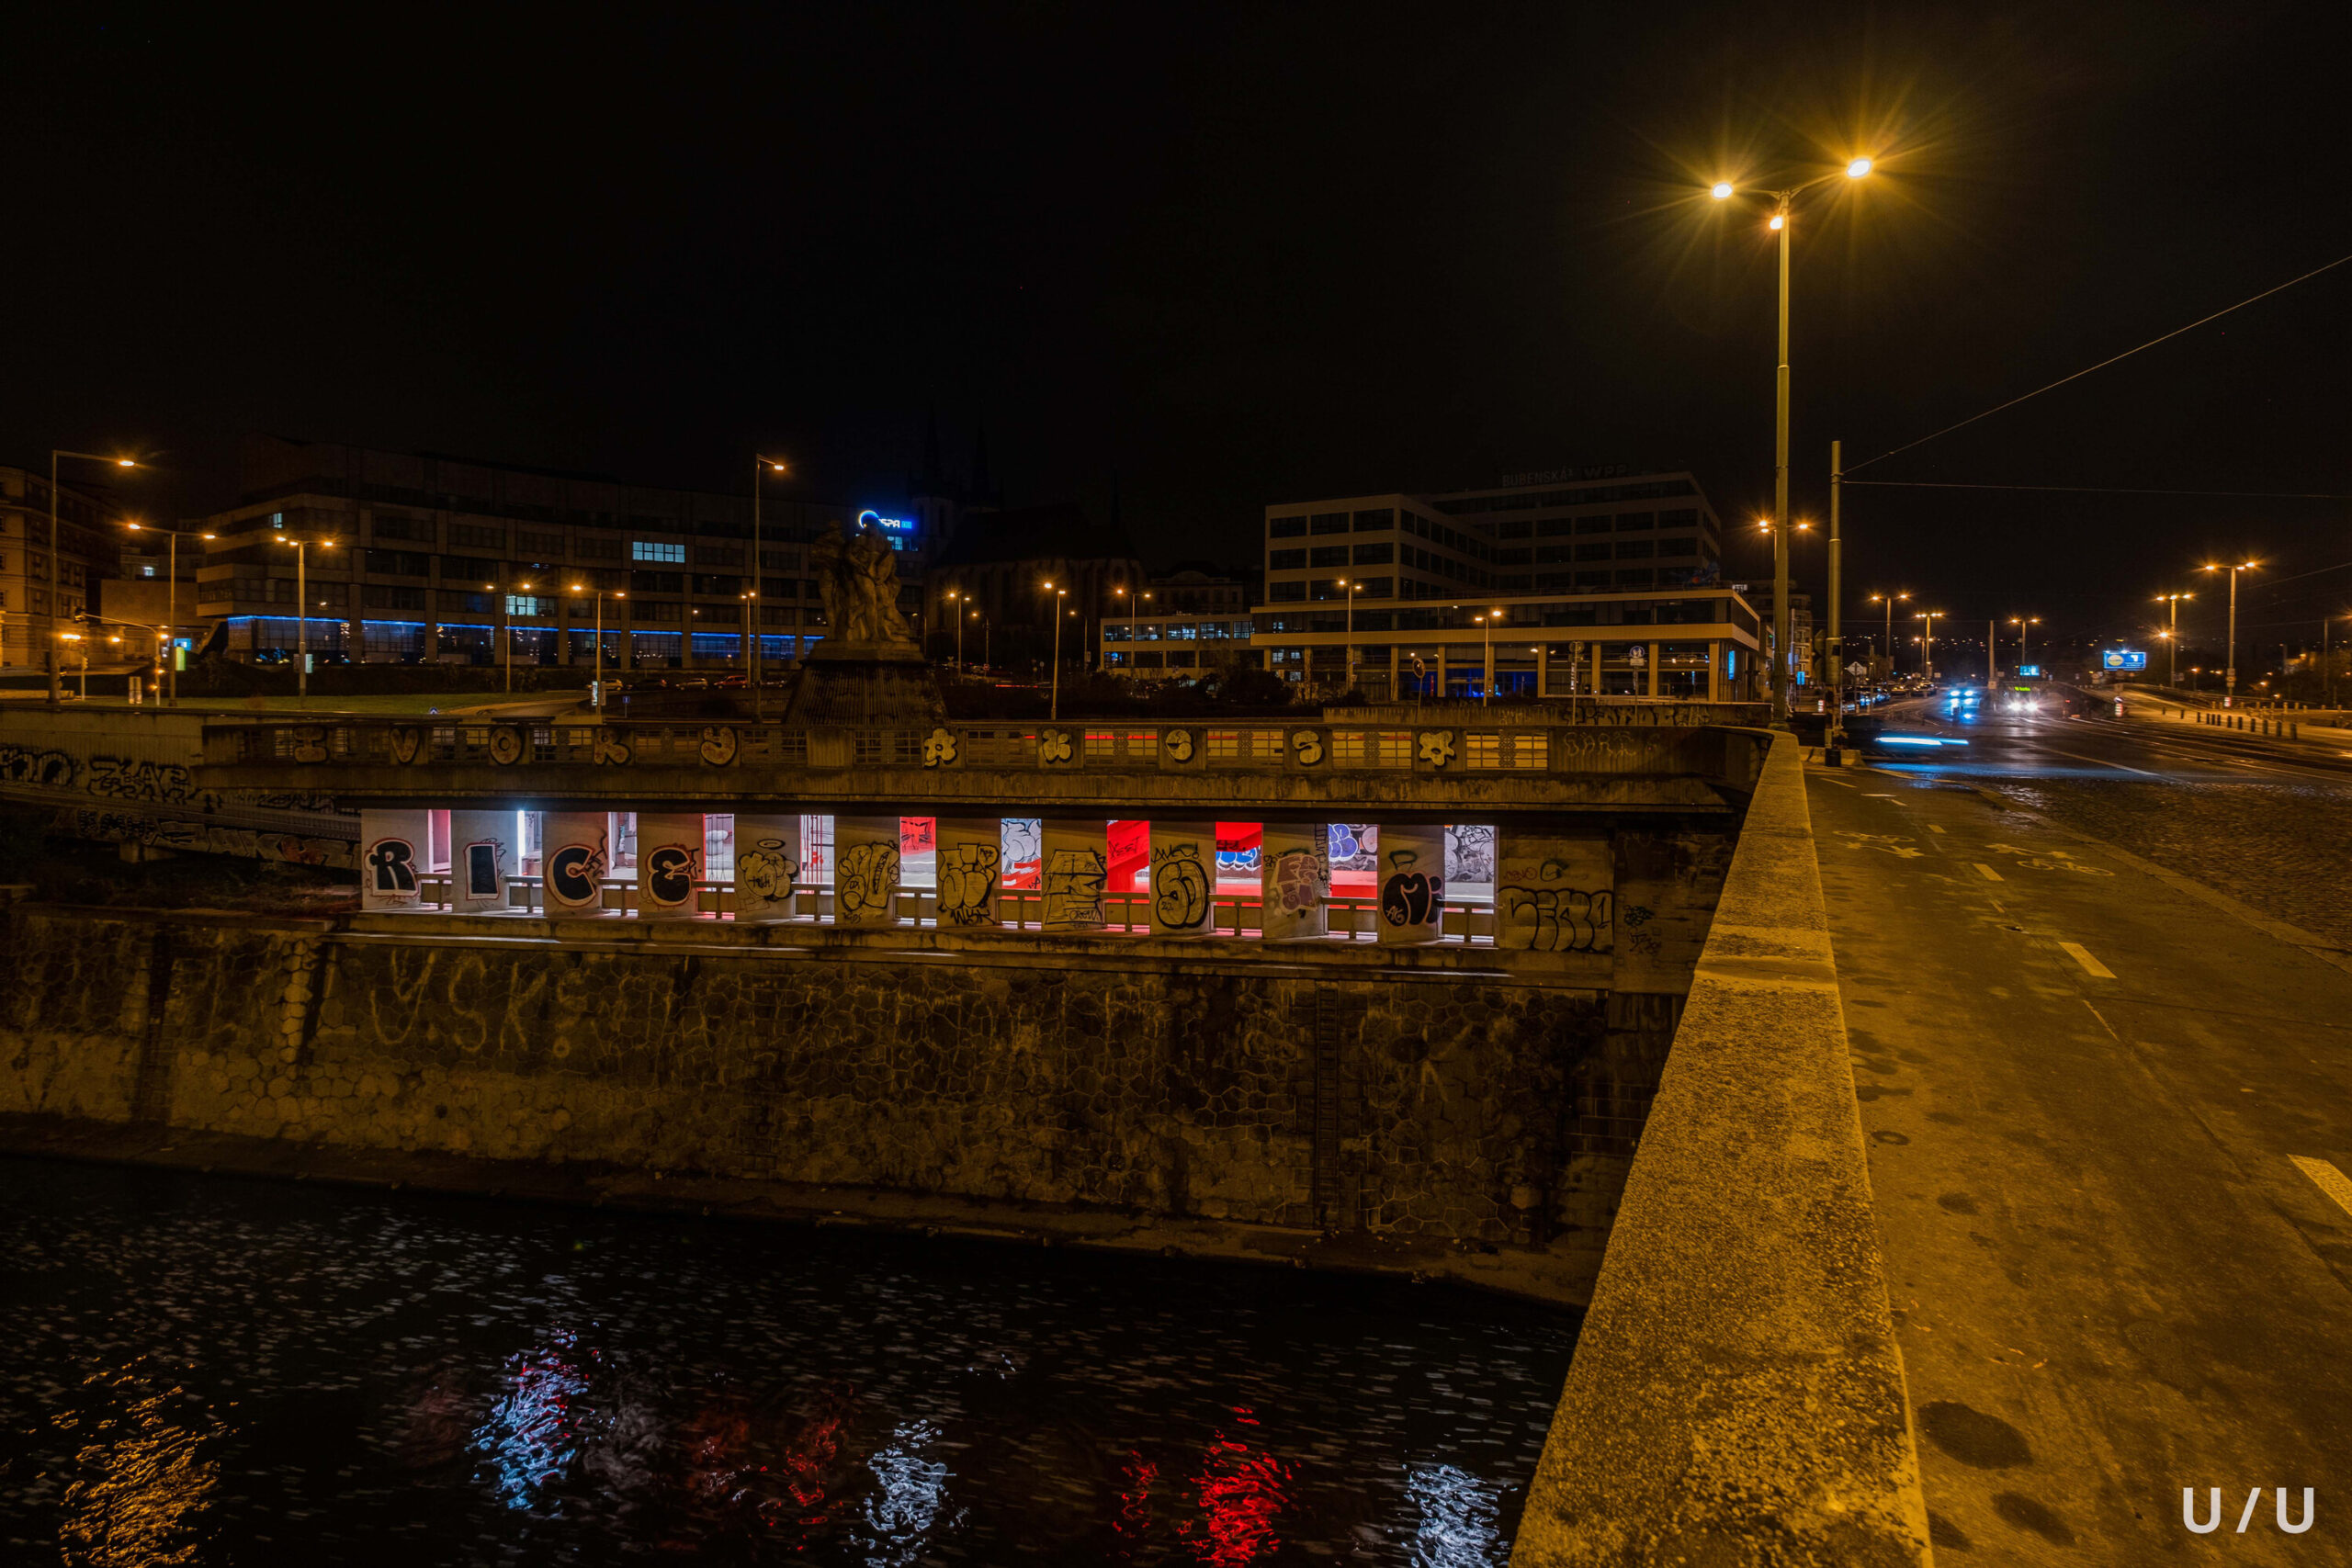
top-left (1248, 468), bottom-right (1758, 701)
top-left (0, 464), bottom-right (127, 671)
top-left (192, 437), bottom-right (875, 668)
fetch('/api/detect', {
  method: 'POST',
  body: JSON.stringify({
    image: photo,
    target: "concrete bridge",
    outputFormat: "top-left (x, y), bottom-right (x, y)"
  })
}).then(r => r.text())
top-left (3, 695), bottom-right (1930, 1564)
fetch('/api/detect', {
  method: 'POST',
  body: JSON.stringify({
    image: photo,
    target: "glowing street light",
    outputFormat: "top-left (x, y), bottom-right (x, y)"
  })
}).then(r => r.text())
top-left (568, 582), bottom-right (625, 705)
top-left (1704, 155), bottom-right (1877, 722)
top-left (1915, 610), bottom-right (1942, 683)
top-left (2198, 561), bottom-right (2260, 705)
top-left (1869, 592), bottom-right (1910, 679)
top-left (2007, 615), bottom-right (2041, 680)
top-left (273, 535), bottom-right (337, 704)
top-left (45, 451), bottom-right (141, 705)
top-left (1043, 581), bottom-right (1069, 718)
top-left (2153, 592), bottom-right (2193, 686)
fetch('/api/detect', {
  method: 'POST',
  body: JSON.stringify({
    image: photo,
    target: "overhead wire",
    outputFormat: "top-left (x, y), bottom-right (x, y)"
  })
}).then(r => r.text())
top-left (1845, 249), bottom-right (2352, 475)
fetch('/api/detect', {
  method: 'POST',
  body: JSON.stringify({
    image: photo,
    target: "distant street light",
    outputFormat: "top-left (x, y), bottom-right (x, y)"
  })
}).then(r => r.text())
top-left (123, 520), bottom-right (214, 705)
top-left (1042, 581), bottom-right (1069, 718)
top-left (1708, 153), bottom-right (1876, 723)
top-left (750, 456), bottom-right (787, 717)
top-left (273, 535), bottom-right (337, 704)
top-left (1915, 610), bottom-right (1942, 683)
top-left (1869, 592), bottom-right (1910, 679)
top-left (46, 451), bottom-right (140, 705)
top-left (1472, 609), bottom-right (1502, 705)
top-left (2153, 592), bottom-right (2193, 687)
top-left (567, 583), bottom-right (624, 705)
top-left (2198, 561), bottom-right (2260, 706)
top-left (1337, 578), bottom-right (1363, 691)
top-left (2008, 615), bottom-right (2041, 681)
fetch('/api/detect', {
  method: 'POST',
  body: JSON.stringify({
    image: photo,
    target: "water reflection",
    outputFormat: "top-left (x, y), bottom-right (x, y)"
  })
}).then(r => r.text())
top-left (1, 1160), bottom-right (1576, 1562)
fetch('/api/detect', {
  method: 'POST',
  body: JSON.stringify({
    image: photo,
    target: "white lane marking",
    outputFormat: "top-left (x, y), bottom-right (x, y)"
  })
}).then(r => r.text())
top-left (1974, 863), bottom-right (2004, 881)
top-left (2290, 1156), bottom-right (2352, 1220)
top-left (2021, 742), bottom-right (2160, 777)
top-left (2058, 941), bottom-right (2116, 979)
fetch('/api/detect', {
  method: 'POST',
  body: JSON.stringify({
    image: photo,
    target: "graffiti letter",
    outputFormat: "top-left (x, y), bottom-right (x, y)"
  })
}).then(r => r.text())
top-left (367, 837), bottom-right (417, 895)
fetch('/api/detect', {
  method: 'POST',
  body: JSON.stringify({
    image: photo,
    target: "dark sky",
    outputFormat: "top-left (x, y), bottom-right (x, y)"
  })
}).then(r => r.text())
top-left (11, 3), bottom-right (2347, 660)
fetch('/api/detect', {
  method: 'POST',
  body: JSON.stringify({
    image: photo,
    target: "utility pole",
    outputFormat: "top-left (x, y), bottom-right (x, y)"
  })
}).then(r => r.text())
top-left (1988, 618), bottom-right (1996, 687)
top-left (1827, 439), bottom-right (1844, 746)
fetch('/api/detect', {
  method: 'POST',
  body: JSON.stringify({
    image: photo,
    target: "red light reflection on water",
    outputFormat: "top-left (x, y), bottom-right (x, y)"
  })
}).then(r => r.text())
top-left (1172, 1406), bottom-right (1293, 1566)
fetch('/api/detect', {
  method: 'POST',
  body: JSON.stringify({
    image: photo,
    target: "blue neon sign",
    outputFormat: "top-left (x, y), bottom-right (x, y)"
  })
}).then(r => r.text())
top-left (858, 510), bottom-right (918, 550)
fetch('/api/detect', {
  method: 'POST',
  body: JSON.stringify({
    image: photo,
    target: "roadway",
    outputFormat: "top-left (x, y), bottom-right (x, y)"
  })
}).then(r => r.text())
top-left (1809, 694), bottom-right (2352, 1560)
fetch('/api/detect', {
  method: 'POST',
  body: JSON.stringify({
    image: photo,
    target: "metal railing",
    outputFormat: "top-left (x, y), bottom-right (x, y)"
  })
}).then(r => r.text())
top-left (405, 873), bottom-right (1498, 943)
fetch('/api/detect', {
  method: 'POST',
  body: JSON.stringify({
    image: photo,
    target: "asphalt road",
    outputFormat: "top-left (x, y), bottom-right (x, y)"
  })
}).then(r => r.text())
top-left (1810, 699), bottom-right (2352, 1562)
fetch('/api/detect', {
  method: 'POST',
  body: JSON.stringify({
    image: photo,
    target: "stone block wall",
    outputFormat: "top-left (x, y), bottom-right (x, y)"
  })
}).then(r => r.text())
top-left (0, 908), bottom-right (1664, 1247)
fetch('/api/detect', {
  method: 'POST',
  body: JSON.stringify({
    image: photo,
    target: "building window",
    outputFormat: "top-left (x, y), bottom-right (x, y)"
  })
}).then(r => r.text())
top-left (1377, 731), bottom-right (1412, 768)
top-left (1615, 512), bottom-right (1656, 531)
top-left (1269, 548), bottom-right (1306, 570)
top-left (1511, 733), bottom-right (1549, 769)
top-left (1268, 515), bottom-right (1307, 538)
top-left (695, 545), bottom-right (744, 567)
top-left (1575, 516), bottom-right (1612, 535)
top-left (1309, 513), bottom-right (1350, 535)
top-left (1085, 729), bottom-right (1118, 761)
top-left (1351, 541), bottom-right (1393, 565)
top-left (1617, 540), bottom-right (1655, 560)
top-left (449, 523), bottom-right (507, 550)
top-left (1269, 580), bottom-right (1306, 602)
top-left (362, 584), bottom-right (422, 611)
top-left (1657, 536), bottom-right (1697, 557)
top-left (1351, 508), bottom-right (1394, 531)
top-left (632, 541), bottom-right (686, 563)
top-left (1330, 730), bottom-right (1367, 767)
top-left (506, 594), bottom-right (550, 617)
top-left (518, 529), bottom-right (565, 556)
top-left (1308, 545), bottom-right (1349, 568)
top-left (1466, 733), bottom-right (1501, 769)
top-left (1206, 728), bottom-right (1241, 761)
top-left (1576, 543), bottom-right (1611, 561)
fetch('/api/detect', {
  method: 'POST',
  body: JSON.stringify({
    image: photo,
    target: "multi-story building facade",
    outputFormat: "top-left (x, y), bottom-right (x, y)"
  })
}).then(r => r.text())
top-left (1099, 610), bottom-right (1259, 680)
top-left (1250, 469), bottom-right (1758, 701)
top-left (0, 464), bottom-right (127, 671)
top-left (193, 437), bottom-right (872, 668)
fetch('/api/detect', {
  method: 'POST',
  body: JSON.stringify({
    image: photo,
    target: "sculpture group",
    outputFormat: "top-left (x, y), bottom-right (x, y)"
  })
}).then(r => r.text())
top-left (808, 518), bottom-right (916, 647)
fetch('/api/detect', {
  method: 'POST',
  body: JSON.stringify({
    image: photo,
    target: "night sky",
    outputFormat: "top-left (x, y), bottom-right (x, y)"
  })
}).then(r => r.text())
top-left (10, 4), bottom-right (2346, 663)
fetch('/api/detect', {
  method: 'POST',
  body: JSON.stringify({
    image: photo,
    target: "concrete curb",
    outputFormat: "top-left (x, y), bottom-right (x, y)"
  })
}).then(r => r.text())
top-left (1511, 732), bottom-right (1933, 1566)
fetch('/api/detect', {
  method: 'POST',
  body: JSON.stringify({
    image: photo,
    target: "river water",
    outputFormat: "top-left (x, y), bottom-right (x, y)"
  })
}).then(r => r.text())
top-left (0, 1159), bottom-right (1576, 1565)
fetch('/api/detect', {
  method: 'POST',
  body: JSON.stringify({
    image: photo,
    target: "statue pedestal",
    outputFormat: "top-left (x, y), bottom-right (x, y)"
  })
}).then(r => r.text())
top-left (784, 642), bottom-right (945, 726)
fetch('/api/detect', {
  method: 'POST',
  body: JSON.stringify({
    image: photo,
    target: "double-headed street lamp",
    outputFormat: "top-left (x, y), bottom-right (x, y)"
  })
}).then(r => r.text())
top-left (1472, 608), bottom-right (1503, 705)
top-left (2199, 560), bottom-right (2260, 706)
top-left (566, 582), bottom-right (625, 705)
top-left (123, 521), bottom-right (216, 705)
top-left (2007, 615), bottom-right (2041, 680)
top-left (46, 451), bottom-right (140, 705)
top-left (1868, 592), bottom-right (1910, 681)
top-left (1915, 610), bottom-right (1942, 683)
top-left (272, 536), bottom-right (338, 704)
top-left (2153, 592), bottom-right (2193, 687)
top-left (1336, 578), bottom-right (1364, 691)
top-left (1709, 154), bottom-right (1875, 724)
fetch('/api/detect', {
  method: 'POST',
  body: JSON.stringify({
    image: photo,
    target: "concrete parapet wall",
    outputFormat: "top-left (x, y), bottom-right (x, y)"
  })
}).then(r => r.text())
top-left (0, 906), bottom-right (1698, 1279)
top-left (1511, 734), bottom-right (1932, 1565)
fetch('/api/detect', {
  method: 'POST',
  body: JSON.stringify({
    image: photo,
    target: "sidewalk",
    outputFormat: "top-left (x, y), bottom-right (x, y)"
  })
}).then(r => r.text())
top-left (1807, 761), bottom-right (2352, 1560)
top-left (2118, 690), bottom-right (2352, 747)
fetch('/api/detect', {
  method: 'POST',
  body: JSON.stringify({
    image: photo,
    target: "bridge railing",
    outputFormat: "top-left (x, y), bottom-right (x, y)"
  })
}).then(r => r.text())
top-left (407, 872), bottom-right (1499, 942)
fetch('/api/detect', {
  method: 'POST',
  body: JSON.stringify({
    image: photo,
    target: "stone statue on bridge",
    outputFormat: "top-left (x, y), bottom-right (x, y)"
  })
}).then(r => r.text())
top-left (809, 518), bottom-right (916, 649)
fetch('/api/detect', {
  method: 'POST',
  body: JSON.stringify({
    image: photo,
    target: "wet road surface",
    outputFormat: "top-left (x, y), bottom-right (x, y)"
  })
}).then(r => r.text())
top-left (0, 1159), bottom-right (1577, 1565)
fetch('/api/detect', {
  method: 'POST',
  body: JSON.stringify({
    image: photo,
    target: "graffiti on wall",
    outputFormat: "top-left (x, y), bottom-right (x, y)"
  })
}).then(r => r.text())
top-left (1498, 865), bottom-right (1614, 953)
top-left (837, 840), bottom-right (901, 919)
top-left (737, 837), bottom-right (801, 907)
top-left (368, 835), bottom-right (421, 904)
top-left (1148, 840), bottom-right (1210, 930)
top-left (1444, 824), bottom-right (1495, 886)
top-left (547, 833), bottom-right (609, 909)
top-left (62, 807), bottom-right (355, 868)
top-left (937, 841), bottom-right (1002, 926)
top-left (1328, 823), bottom-right (1377, 872)
top-left (646, 843), bottom-right (701, 908)
top-left (1380, 849), bottom-right (1445, 929)
top-left (0, 745), bottom-right (82, 791)
top-left (1268, 847), bottom-right (1327, 916)
top-left (1044, 847), bottom-right (1107, 926)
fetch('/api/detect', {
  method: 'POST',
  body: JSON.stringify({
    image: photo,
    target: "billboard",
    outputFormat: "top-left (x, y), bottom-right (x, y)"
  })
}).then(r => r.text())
top-left (2018, 664), bottom-right (2043, 678)
top-left (2102, 649), bottom-right (2148, 671)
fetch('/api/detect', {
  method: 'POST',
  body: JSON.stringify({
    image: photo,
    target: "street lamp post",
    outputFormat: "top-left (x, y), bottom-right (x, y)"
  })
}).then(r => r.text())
top-left (124, 522), bottom-right (214, 705)
top-left (1915, 611), bottom-right (1941, 683)
top-left (1869, 592), bottom-right (1910, 682)
top-left (2007, 615), bottom-right (2040, 682)
top-left (568, 584), bottom-right (625, 707)
top-left (948, 590), bottom-right (966, 671)
top-left (2199, 561), bottom-right (2259, 706)
top-left (1709, 155), bottom-right (1873, 724)
top-left (1043, 581), bottom-right (1069, 719)
top-left (47, 451), bottom-right (139, 705)
top-left (2153, 594), bottom-right (2191, 688)
top-left (752, 457), bottom-right (786, 719)
top-left (1473, 610), bottom-right (1500, 705)
top-left (274, 536), bottom-right (336, 704)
